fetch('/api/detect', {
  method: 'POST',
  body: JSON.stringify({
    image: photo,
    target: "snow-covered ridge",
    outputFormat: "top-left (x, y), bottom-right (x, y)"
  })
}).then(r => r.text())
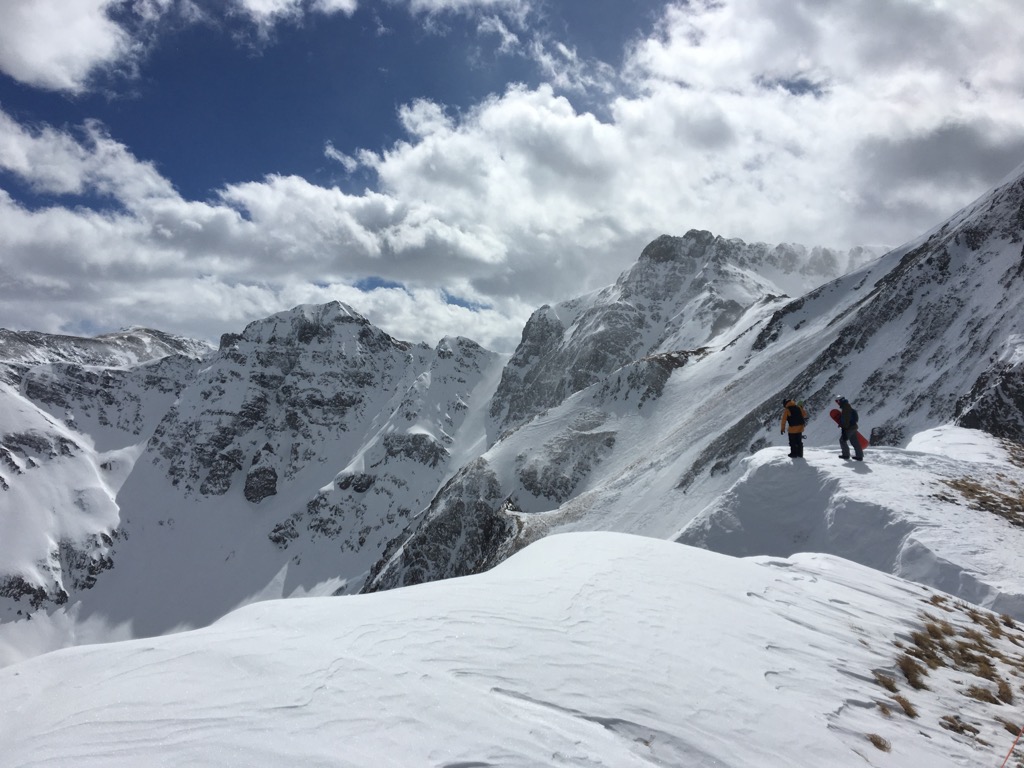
top-left (0, 327), bottom-right (212, 371)
top-left (678, 426), bottom-right (1024, 618)
top-left (3, 531), bottom-right (1023, 767)
top-left (486, 230), bottom-right (880, 439)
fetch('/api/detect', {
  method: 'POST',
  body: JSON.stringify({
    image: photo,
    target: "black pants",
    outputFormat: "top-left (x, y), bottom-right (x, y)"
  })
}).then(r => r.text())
top-left (788, 432), bottom-right (803, 457)
top-left (840, 429), bottom-right (863, 460)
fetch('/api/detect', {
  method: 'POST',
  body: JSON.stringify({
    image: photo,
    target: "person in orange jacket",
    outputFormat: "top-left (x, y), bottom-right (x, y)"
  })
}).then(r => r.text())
top-left (780, 398), bottom-right (808, 458)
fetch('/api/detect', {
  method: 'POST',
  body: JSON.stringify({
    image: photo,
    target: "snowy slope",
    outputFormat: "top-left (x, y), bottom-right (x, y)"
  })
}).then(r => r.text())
top-left (0, 329), bottom-right (209, 613)
top-left (2, 531), bottom-right (1023, 768)
top-left (487, 232), bottom-right (879, 439)
top-left (677, 426), bottom-right (1024, 619)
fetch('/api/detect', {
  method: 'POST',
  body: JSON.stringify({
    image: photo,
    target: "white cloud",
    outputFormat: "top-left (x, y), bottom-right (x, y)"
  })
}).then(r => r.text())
top-left (231, 0), bottom-right (356, 31)
top-left (397, 100), bottom-right (456, 139)
top-left (324, 142), bottom-right (360, 173)
top-left (406, 0), bottom-right (531, 16)
top-left (0, 0), bottom-right (134, 93)
top-left (2, 1), bottom-right (1024, 352)
top-left (477, 15), bottom-right (520, 54)
top-left (526, 38), bottom-right (617, 95)
top-left (0, 0), bottom-right (361, 93)
top-left (311, 0), bottom-right (358, 13)
top-left (0, 112), bottom-right (177, 203)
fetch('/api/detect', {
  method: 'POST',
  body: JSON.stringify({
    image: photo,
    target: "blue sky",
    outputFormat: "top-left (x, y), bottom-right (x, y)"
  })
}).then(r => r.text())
top-left (1, 0), bottom-right (1023, 351)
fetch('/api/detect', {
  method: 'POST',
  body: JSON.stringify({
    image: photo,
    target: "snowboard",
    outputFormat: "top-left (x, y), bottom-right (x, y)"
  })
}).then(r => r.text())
top-left (829, 408), bottom-right (869, 450)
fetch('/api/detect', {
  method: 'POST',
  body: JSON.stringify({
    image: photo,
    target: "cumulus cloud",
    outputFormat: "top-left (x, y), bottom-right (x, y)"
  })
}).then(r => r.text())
top-left (0, 0), bottom-right (361, 92)
top-left (0, 0), bottom-right (134, 93)
top-left (2, 0), bottom-right (1024, 351)
top-left (616, 0), bottom-right (1024, 244)
top-left (0, 111), bottom-right (177, 203)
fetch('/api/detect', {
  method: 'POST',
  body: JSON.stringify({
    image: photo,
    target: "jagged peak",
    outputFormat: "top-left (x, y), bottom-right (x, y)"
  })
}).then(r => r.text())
top-left (237, 301), bottom-right (372, 346)
top-left (435, 335), bottom-right (492, 358)
top-left (638, 230), bottom-right (724, 265)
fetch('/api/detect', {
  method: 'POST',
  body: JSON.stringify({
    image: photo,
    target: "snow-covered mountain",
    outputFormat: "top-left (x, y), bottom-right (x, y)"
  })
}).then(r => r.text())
top-left (3, 431), bottom-right (1024, 766)
top-left (0, 329), bottom-right (211, 613)
top-left (2, 158), bottom-right (1024, 749)
top-left (487, 234), bottom-right (881, 440)
top-left (0, 235), bottom-right (877, 640)
top-left (368, 166), bottom-right (1024, 594)
top-left (1, 303), bottom-right (503, 646)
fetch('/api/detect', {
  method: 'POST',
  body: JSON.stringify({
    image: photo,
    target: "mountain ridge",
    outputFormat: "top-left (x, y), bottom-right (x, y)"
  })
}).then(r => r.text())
top-left (2, 168), bottom-right (1024, 663)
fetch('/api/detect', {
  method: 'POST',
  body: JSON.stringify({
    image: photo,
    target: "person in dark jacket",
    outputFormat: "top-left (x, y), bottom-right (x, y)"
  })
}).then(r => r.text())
top-left (780, 398), bottom-right (808, 458)
top-left (836, 396), bottom-right (864, 461)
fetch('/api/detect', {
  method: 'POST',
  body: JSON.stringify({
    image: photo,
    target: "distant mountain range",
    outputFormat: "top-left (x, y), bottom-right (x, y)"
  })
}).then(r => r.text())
top-left (3, 165), bottom-right (1024, 665)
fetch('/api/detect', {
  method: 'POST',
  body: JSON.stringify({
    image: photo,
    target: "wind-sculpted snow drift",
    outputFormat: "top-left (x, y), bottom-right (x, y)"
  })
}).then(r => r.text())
top-left (6, 532), bottom-right (1024, 767)
top-left (3, 167), bottom-right (1024, 663)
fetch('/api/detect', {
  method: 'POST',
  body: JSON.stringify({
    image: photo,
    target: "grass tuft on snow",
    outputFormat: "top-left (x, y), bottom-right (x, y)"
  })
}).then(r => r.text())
top-left (871, 596), bottom-right (1024, 759)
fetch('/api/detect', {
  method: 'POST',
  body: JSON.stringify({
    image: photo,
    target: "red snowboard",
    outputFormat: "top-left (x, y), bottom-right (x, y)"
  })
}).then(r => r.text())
top-left (830, 409), bottom-right (869, 450)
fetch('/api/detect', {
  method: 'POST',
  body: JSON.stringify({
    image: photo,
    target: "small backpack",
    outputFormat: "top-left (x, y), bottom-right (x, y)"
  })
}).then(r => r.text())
top-left (786, 404), bottom-right (806, 427)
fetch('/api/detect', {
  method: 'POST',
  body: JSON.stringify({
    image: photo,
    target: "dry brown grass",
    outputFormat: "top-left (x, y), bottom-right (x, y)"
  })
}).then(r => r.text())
top-left (1003, 439), bottom-right (1024, 469)
top-left (897, 653), bottom-right (930, 690)
top-left (869, 600), bottom-right (1024, 757)
top-left (997, 678), bottom-right (1015, 704)
top-left (995, 716), bottom-right (1021, 736)
top-left (873, 670), bottom-right (898, 693)
top-left (892, 693), bottom-right (918, 718)
top-left (923, 615), bottom-right (956, 639)
top-left (927, 594), bottom-right (956, 613)
top-left (937, 476), bottom-right (1024, 528)
top-left (940, 714), bottom-right (980, 736)
top-left (866, 733), bottom-right (891, 752)
top-left (909, 629), bottom-right (948, 669)
top-left (965, 684), bottom-right (1001, 704)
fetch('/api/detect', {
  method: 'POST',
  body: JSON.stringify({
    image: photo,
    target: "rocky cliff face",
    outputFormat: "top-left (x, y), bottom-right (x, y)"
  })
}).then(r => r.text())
top-left (264, 333), bottom-right (499, 583)
top-left (147, 303), bottom-right (417, 500)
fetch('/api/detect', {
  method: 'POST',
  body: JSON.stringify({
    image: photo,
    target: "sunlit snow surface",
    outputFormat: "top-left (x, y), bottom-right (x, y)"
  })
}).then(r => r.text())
top-left (2, 530), bottom-right (1022, 767)
top-left (678, 426), bottom-right (1024, 618)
